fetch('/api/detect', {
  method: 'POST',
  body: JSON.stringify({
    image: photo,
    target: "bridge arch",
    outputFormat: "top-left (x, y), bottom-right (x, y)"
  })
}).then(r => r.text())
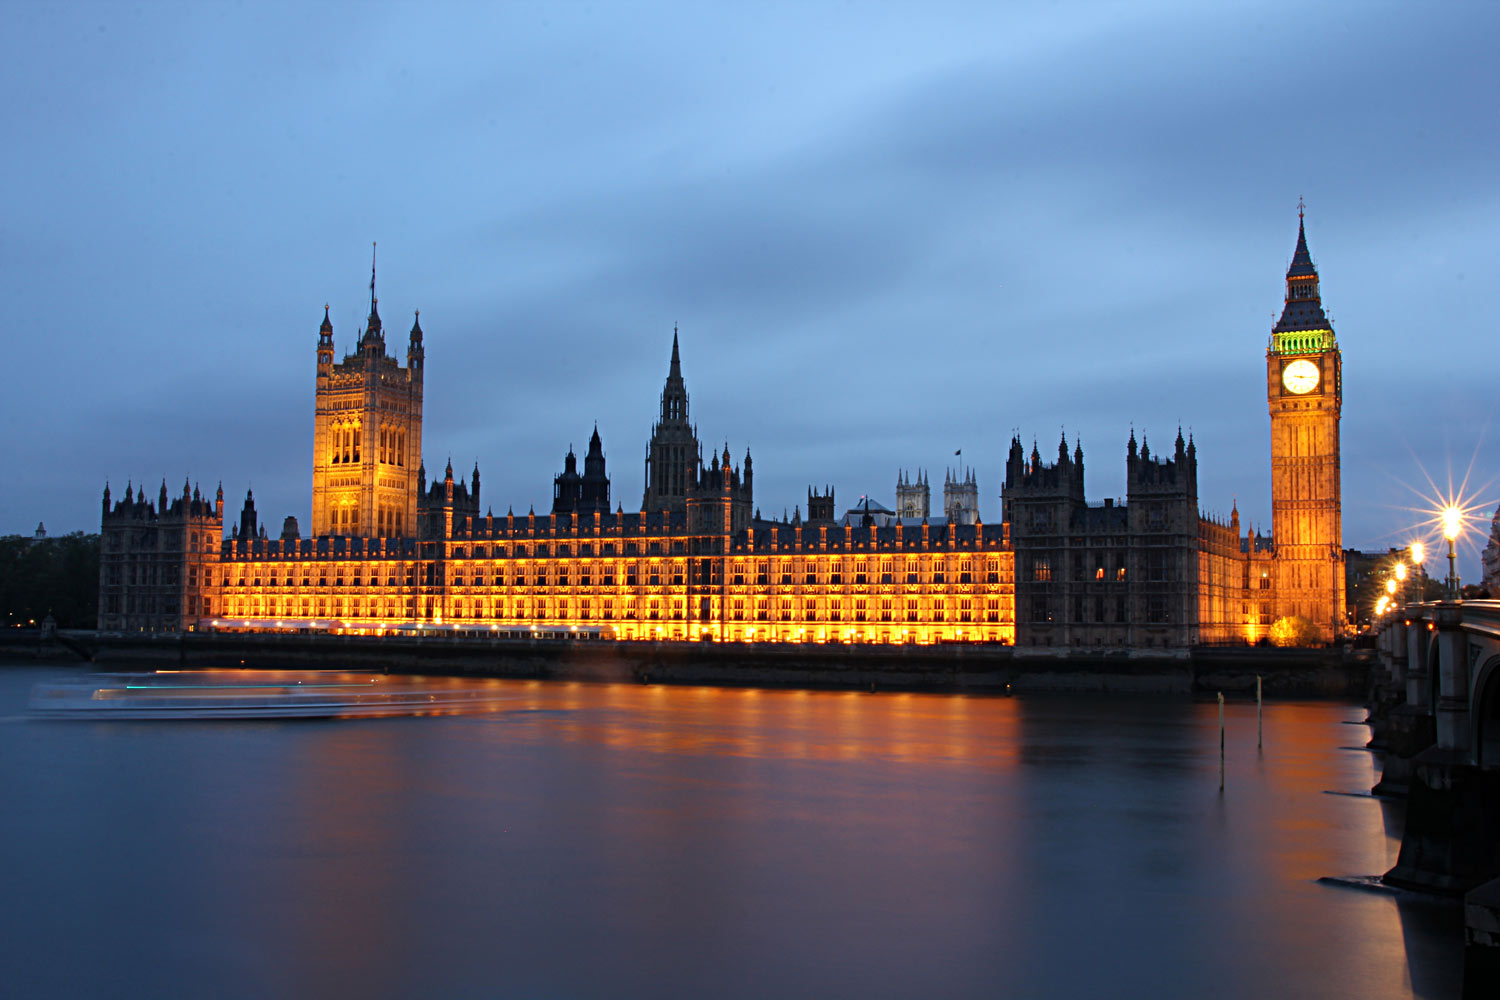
top-left (1472, 654), bottom-right (1500, 769)
top-left (1426, 631), bottom-right (1442, 713)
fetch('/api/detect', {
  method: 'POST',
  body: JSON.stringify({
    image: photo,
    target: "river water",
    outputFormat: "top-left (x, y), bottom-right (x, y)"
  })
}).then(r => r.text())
top-left (0, 664), bottom-right (1461, 998)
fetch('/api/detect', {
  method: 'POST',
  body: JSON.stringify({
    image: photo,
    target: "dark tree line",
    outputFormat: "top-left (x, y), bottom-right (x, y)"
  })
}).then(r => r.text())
top-left (0, 533), bottom-right (100, 629)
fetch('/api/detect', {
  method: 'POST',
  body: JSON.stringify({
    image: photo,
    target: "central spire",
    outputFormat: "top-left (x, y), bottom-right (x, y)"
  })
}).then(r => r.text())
top-left (659, 326), bottom-right (688, 425)
top-left (1270, 208), bottom-right (1334, 354)
top-left (362, 241), bottom-right (384, 349)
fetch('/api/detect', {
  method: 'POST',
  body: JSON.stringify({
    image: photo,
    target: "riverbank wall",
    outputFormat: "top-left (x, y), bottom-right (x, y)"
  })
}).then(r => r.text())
top-left (1, 630), bottom-right (1372, 698)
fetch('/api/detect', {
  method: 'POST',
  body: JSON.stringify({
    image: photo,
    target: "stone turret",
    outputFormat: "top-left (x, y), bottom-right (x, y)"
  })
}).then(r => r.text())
top-left (896, 469), bottom-right (930, 519)
top-left (944, 466), bottom-right (979, 526)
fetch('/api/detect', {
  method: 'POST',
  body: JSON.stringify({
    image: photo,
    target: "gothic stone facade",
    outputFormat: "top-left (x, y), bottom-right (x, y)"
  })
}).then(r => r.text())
top-left (103, 218), bottom-right (1344, 646)
top-left (98, 480), bottom-right (224, 632)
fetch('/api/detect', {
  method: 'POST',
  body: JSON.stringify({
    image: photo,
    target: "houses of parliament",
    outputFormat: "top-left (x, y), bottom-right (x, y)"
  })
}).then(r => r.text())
top-left (98, 217), bottom-right (1346, 647)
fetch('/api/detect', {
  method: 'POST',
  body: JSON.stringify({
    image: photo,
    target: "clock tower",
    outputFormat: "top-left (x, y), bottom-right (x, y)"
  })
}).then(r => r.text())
top-left (1267, 209), bottom-right (1344, 641)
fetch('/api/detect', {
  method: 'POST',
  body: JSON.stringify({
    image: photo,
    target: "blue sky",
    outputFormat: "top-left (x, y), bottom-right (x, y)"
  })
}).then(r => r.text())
top-left (2, 1), bottom-right (1497, 577)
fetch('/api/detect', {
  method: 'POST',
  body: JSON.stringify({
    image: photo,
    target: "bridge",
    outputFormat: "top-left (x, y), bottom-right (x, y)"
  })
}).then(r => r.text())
top-left (1373, 599), bottom-right (1500, 993)
top-left (1375, 598), bottom-right (1500, 770)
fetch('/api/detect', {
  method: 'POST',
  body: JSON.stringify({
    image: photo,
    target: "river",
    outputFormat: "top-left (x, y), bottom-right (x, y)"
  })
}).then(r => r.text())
top-left (0, 663), bottom-right (1461, 998)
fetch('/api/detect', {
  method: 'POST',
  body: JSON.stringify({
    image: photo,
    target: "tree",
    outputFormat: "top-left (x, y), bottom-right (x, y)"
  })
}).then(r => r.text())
top-left (1268, 615), bottom-right (1320, 647)
top-left (0, 533), bottom-right (100, 629)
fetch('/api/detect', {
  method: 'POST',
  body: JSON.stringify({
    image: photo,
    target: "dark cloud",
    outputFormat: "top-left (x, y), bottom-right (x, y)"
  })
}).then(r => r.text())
top-left (2, 1), bottom-right (1497, 576)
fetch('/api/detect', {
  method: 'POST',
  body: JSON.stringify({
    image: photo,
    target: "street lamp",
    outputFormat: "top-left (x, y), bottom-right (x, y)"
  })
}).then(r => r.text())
top-left (1393, 561), bottom-right (1409, 609)
top-left (1442, 506), bottom-right (1463, 600)
top-left (1408, 542), bottom-right (1427, 604)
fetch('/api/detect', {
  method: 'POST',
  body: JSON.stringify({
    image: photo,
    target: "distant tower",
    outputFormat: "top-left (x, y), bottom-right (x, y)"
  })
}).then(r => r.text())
top-left (552, 446), bottom-right (582, 514)
top-left (580, 425), bottom-right (611, 514)
top-left (642, 328), bottom-right (700, 513)
top-left (895, 470), bottom-right (930, 519)
top-left (807, 486), bottom-right (836, 522)
top-left (553, 429), bottom-right (611, 516)
top-left (943, 467), bottom-right (979, 525)
top-left (1267, 210), bottom-right (1344, 641)
top-left (310, 246), bottom-right (424, 538)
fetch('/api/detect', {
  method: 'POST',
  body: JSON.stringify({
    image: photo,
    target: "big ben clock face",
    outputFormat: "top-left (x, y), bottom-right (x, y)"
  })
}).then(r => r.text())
top-left (1282, 358), bottom-right (1320, 394)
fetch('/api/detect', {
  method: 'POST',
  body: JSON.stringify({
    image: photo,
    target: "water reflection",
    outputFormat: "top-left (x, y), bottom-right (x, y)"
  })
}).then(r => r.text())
top-left (0, 666), bottom-right (1462, 998)
top-left (28, 669), bottom-right (520, 721)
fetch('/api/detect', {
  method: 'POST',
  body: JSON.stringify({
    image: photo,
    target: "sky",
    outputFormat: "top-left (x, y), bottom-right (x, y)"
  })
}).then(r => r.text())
top-left (2, 0), bottom-right (1497, 579)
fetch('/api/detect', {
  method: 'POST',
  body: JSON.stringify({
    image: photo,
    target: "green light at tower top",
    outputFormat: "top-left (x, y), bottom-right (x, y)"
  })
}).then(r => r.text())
top-left (1268, 210), bottom-right (1338, 356)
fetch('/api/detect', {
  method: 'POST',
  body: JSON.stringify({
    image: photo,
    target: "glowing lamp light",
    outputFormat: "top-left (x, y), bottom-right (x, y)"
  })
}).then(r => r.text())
top-left (1375, 596), bottom-right (1389, 616)
top-left (1394, 562), bottom-right (1407, 582)
top-left (1410, 542), bottom-right (1425, 565)
top-left (1442, 506), bottom-right (1464, 541)
top-left (1385, 579), bottom-right (1397, 596)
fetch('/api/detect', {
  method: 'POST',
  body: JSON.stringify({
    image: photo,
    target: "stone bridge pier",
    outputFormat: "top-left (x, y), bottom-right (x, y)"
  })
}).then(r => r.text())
top-left (1374, 600), bottom-right (1500, 995)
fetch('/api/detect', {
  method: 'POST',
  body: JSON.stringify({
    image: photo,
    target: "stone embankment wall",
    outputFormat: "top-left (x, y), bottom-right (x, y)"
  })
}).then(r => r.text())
top-left (1, 631), bottom-right (1371, 698)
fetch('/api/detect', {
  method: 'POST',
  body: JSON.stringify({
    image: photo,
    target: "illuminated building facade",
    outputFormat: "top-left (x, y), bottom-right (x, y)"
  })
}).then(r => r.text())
top-left (196, 328), bottom-right (1017, 644)
top-left (1265, 210), bottom-right (1345, 642)
top-left (310, 252), bottom-right (424, 541)
top-left (102, 214), bottom-right (1345, 647)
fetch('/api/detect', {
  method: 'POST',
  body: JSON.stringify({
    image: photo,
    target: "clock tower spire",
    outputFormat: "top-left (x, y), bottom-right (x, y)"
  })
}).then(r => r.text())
top-left (1266, 209), bottom-right (1344, 642)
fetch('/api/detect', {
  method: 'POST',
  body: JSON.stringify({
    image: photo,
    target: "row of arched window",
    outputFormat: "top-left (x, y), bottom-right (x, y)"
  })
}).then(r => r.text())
top-left (330, 422), bottom-right (408, 466)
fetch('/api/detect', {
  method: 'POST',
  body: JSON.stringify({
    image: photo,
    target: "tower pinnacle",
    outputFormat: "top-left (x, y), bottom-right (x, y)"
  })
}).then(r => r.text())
top-left (1270, 209), bottom-right (1333, 354)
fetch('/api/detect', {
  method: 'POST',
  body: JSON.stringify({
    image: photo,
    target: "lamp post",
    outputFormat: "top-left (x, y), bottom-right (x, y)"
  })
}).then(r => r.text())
top-left (1410, 542), bottom-right (1426, 603)
top-left (1442, 507), bottom-right (1463, 601)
